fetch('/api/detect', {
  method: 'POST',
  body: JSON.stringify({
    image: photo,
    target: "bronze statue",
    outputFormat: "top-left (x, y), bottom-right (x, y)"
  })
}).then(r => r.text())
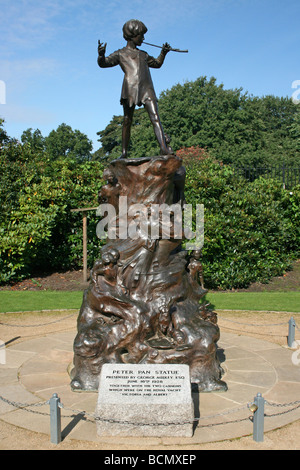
top-left (70, 23), bottom-right (227, 394)
top-left (71, 155), bottom-right (227, 393)
top-left (98, 19), bottom-right (173, 158)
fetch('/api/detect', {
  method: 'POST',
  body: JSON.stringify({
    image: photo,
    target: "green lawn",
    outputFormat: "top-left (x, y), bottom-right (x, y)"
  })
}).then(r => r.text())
top-left (0, 290), bottom-right (83, 313)
top-left (0, 290), bottom-right (299, 313)
top-left (205, 291), bottom-right (300, 313)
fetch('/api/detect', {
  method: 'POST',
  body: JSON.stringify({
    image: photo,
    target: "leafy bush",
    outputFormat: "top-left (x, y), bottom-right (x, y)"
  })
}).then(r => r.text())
top-left (1, 116), bottom-right (299, 290)
top-left (0, 137), bottom-right (105, 283)
top-left (183, 149), bottom-right (300, 289)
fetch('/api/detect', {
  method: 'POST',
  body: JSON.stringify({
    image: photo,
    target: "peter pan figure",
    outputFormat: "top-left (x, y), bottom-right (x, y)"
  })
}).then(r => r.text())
top-left (98, 19), bottom-right (173, 158)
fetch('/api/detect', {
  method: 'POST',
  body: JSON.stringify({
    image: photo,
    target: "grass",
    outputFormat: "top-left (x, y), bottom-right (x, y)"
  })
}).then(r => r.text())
top-left (0, 290), bottom-right (299, 313)
top-left (205, 291), bottom-right (300, 313)
top-left (0, 290), bottom-right (83, 313)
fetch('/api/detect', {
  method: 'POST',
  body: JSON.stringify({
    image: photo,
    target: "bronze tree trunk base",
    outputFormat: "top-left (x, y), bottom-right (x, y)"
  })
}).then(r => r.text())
top-left (70, 155), bottom-right (227, 393)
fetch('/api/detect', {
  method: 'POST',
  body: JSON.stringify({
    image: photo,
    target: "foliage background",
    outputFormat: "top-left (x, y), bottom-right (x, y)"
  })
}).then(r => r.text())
top-left (96, 76), bottom-right (300, 166)
top-left (180, 149), bottom-right (299, 288)
top-left (1, 76), bottom-right (299, 288)
top-left (0, 123), bottom-right (105, 283)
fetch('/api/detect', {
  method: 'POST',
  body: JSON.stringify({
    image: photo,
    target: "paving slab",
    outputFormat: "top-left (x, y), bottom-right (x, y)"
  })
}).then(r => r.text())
top-left (3, 349), bottom-right (36, 369)
top-left (0, 329), bottom-right (299, 446)
top-left (0, 384), bottom-right (40, 414)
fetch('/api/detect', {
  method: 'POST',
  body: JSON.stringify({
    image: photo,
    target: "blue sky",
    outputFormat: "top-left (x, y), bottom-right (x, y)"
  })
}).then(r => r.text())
top-left (0, 0), bottom-right (299, 151)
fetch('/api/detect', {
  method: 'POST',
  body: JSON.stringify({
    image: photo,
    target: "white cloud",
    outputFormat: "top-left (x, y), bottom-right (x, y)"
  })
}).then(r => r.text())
top-left (1, 0), bottom-right (239, 54)
top-left (1, 1), bottom-right (62, 54)
top-left (0, 81), bottom-right (6, 105)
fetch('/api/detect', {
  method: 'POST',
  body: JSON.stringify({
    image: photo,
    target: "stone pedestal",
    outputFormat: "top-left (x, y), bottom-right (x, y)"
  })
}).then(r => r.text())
top-left (95, 364), bottom-right (194, 437)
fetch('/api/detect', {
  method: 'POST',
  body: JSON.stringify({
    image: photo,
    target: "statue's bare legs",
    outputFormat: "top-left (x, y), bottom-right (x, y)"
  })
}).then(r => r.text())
top-left (121, 100), bottom-right (172, 158)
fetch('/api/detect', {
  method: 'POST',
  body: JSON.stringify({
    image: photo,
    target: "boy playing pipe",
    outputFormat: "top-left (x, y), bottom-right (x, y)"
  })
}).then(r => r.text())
top-left (98, 19), bottom-right (172, 158)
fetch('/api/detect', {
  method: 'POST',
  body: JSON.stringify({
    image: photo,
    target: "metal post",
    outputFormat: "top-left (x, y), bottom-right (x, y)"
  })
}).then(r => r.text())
top-left (83, 213), bottom-right (88, 283)
top-left (288, 316), bottom-right (296, 348)
top-left (282, 163), bottom-right (286, 189)
top-left (50, 393), bottom-right (61, 444)
top-left (70, 207), bottom-right (97, 283)
top-left (253, 393), bottom-right (265, 442)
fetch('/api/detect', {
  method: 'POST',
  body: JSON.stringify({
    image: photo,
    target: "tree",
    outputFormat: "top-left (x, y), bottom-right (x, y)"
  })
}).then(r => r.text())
top-left (95, 115), bottom-right (123, 161)
top-left (182, 151), bottom-right (300, 289)
top-left (95, 110), bottom-right (157, 161)
top-left (21, 128), bottom-right (45, 153)
top-left (0, 118), bottom-right (9, 148)
top-left (96, 76), bottom-right (300, 166)
top-left (288, 106), bottom-right (300, 153)
top-left (0, 153), bottom-right (105, 283)
top-left (45, 123), bottom-right (93, 162)
top-left (0, 120), bottom-right (104, 283)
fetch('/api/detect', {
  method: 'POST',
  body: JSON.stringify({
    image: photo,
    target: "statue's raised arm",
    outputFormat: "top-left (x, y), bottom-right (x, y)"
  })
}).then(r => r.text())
top-left (97, 40), bottom-right (107, 57)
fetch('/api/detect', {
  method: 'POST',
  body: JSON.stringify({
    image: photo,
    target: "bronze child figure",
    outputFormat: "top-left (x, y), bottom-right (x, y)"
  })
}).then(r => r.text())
top-left (98, 19), bottom-right (173, 158)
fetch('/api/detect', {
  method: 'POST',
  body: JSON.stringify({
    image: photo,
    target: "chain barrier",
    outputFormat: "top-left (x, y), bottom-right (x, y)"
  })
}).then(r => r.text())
top-left (1, 311), bottom-right (299, 335)
top-left (218, 316), bottom-right (288, 327)
top-left (265, 399), bottom-right (300, 407)
top-left (60, 402), bottom-right (252, 427)
top-left (0, 393), bottom-right (250, 427)
top-left (1, 312), bottom-right (299, 438)
top-left (1, 394), bottom-right (300, 428)
top-left (0, 313), bottom-right (76, 328)
top-left (0, 395), bottom-right (50, 416)
top-left (264, 399), bottom-right (300, 418)
top-left (218, 314), bottom-right (300, 340)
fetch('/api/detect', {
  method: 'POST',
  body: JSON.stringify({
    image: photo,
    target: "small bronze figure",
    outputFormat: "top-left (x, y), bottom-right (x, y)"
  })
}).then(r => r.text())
top-left (98, 168), bottom-right (121, 207)
top-left (188, 249), bottom-right (205, 289)
top-left (98, 19), bottom-right (173, 158)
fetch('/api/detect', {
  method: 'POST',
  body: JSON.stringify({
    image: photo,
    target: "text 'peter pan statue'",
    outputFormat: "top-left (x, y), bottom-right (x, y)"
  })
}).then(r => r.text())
top-left (98, 19), bottom-right (173, 158)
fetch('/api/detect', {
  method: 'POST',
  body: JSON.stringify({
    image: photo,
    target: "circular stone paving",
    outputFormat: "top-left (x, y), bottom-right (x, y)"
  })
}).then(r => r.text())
top-left (1, 329), bottom-right (300, 446)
